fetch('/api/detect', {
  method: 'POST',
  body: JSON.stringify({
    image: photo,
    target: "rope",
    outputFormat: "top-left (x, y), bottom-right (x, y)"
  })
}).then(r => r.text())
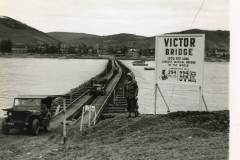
top-left (202, 94), bottom-right (209, 111)
top-left (157, 84), bottom-right (170, 113)
top-left (190, 0), bottom-right (206, 28)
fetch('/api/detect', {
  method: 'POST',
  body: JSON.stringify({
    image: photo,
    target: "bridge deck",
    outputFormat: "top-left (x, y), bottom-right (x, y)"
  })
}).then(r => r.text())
top-left (49, 60), bottom-right (123, 129)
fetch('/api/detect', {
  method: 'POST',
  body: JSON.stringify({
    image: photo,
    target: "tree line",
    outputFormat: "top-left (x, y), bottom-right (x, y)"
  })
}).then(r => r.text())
top-left (0, 39), bottom-right (12, 53)
top-left (0, 39), bottom-right (155, 57)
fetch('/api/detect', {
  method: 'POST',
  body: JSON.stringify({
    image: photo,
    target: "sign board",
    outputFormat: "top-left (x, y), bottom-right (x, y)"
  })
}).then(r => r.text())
top-left (80, 105), bottom-right (97, 131)
top-left (155, 34), bottom-right (205, 85)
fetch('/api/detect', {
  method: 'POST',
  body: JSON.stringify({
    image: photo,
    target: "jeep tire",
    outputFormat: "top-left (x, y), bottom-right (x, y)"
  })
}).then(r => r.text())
top-left (32, 119), bottom-right (40, 136)
top-left (2, 119), bottom-right (9, 135)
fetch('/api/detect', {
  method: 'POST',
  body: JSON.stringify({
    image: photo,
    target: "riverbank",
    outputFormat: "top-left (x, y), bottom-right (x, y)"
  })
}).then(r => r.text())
top-left (0, 110), bottom-right (229, 160)
top-left (0, 53), bottom-right (229, 62)
top-left (0, 53), bottom-right (107, 59)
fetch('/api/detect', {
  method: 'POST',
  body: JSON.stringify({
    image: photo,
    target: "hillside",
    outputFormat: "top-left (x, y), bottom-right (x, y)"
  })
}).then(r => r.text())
top-left (0, 16), bottom-right (229, 50)
top-left (48, 32), bottom-right (98, 43)
top-left (48, 29), bottom-right (229, 51)
top-left (171, 29), bottom-right (230, 50)
top-left (48, 32), bottom-right (155, 49)
top-left (0, 16), bottom-right (58, 45)
top-left (101, 33), bottom-right (154, 48)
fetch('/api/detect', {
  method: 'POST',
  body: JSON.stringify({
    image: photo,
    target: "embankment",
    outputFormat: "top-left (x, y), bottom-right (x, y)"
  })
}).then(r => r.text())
top-left (0, 110), bottom-right (229, 160)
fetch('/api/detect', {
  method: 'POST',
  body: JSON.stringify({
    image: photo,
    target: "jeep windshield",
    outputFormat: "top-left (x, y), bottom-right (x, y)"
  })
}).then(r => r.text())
top-left (13, 98), bottom-right (41, 111)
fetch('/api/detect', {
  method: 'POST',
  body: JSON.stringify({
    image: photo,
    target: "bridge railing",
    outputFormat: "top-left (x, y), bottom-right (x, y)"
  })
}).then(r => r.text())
top-left (52, 59), bottom-right (116, 115)
top-left (95, 60), bottom-right (123, 123)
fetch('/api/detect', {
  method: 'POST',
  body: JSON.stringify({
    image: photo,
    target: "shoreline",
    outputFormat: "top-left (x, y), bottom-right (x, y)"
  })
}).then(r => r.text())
top-left (0, 53), bottom-right (229, 62)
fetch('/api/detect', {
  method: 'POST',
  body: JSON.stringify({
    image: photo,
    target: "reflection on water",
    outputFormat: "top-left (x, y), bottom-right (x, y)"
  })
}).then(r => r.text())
top-left (122, 60), bottom-right (229, 114)
top-left (0, 58), bottom-right (107, 117)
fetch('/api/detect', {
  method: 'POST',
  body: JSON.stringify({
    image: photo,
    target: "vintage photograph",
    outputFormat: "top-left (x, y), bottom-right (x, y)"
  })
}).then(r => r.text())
top-left (0, 0), bottom-right (230, 159)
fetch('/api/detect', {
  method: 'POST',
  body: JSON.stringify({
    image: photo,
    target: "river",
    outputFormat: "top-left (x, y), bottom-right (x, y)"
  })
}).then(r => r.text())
top-left (0, 58), bottom-right (107, 117)
top-left (121, 60), bottom-right (229, 114)
top-left (0, 58), bottom-right (229, 117)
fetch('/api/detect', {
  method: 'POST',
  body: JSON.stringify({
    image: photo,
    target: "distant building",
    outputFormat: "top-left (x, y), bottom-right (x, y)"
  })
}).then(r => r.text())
top-left (127, 48), bottom-right (140, 57)
top-left (12, 43), bottom-right (28, 53)
top-left (206, 48), bottom-right (215, 57)
top-left (215, 48), bottom-right (229, 57)
top-left (87, 47), bottom-right (94, 54)
top-left (37, 44), bottom-right (48, 52)
top-left (60, 44), bottom-right (69, 54)
top-left (115, 50), bottom-right (125, 57)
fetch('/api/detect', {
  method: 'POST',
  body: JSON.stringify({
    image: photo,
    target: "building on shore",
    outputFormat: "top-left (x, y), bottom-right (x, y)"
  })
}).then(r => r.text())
top-left (12, 43), bottom-right (28, 53)
top-left (206, 48), bottom-right (229, 57)
top-left (127, 48), bottom-right (140, 57)
top-left (215, 48), bottom-right (229, 57)
top-left (60, 44), bottom-right (69, 54)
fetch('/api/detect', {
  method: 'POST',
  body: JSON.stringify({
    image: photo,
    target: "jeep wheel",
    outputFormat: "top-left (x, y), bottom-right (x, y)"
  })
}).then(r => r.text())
top-left (32, 119), bottom-right (40, 136)
top-left (2, 119), bottom-right (9, 135)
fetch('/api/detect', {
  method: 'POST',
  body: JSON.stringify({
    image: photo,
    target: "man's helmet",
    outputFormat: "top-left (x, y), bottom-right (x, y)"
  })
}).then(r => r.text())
top-left (127, 72), bottom-right (132, 77)
top-left (126, 72), bottom-right (133, 80)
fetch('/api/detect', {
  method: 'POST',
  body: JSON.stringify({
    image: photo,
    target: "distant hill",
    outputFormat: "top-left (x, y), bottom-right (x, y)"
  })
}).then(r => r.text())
top-left (170, 29), bottom-right (230, 50)
top-left (101, 33), bottom-right (154, 49)
top-left (48, 32), bottom-right (154, 49)
top-left (0, 16), bottom-right (229, 57)
top-left (48, 29), bottom-right (229, 51)
top-left (48, 32), bottom-right (98, 43)
top-left (0, 16), bottom-right (58, 45)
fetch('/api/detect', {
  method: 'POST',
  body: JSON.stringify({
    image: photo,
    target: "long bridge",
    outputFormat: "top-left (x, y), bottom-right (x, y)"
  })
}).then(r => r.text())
top-left (49, 59), bottom-right (130, 130)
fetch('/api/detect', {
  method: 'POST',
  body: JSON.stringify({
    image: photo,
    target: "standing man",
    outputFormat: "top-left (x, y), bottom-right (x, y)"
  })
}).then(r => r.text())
top-left (124, 72), bottom-right (139, 118)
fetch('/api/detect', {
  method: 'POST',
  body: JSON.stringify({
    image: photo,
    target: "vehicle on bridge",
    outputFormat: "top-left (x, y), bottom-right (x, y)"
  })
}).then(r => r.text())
top-left (1, 95), bottom-right (57, 135)
top-left (89, 78), bottom-right (107, 96)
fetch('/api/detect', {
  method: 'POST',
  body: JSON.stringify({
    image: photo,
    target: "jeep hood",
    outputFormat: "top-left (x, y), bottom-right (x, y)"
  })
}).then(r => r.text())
top-left (3, 108), bottom-right (41, 114)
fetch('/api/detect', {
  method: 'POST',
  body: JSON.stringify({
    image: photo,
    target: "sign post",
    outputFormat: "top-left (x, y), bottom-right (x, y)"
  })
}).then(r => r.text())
top-left (154, 34), bottom-right (206, 113)
top-left (80, 105), bottom-right (96, 132)
top-left (63, 98), bottom-right (66, 144)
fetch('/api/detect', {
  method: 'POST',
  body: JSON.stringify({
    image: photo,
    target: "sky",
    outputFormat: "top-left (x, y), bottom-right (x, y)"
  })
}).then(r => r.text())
top-left (0, 0), bottom-right (229, 36)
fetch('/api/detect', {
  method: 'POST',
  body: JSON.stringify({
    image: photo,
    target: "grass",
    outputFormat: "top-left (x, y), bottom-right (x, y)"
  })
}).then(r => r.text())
top-left (0, 111), bottom-right (229, 160)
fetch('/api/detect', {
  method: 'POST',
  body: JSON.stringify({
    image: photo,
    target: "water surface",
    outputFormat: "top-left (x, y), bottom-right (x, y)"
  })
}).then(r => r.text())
top-left (122, 60), bottom-right (229, 114)
top-left (0, 58), bottom-right (107, 117)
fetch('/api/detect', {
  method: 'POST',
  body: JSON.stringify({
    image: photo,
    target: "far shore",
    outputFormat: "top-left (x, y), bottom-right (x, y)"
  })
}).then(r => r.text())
top-left (0, 53), bottom-right (229, 62)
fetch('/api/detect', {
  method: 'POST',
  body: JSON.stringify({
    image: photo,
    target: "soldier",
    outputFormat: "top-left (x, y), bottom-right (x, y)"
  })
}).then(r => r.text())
top-left (41, 103), bottom-right (48, 116)
top-left (124, 72), bottom-right (139, 118)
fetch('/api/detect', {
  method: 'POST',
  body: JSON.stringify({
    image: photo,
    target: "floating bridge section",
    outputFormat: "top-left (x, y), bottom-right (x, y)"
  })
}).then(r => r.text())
top-left (49, 59), bottom-right (129, 129)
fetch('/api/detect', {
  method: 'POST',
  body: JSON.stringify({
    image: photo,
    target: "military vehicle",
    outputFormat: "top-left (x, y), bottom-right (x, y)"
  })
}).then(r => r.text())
top-left (89, 78), bottom-right (107, 96)
top-left (1, 95), bottom-right (58, 135)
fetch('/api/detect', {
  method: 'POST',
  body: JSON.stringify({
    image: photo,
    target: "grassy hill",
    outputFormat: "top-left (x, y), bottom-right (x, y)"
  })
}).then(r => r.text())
top-left (0, 16), bottom-right (229, 53)
top-left (0, 16), bottom-right (58, 45)
top-left (101, 33), bottom-right (154, 49)
top-left (48, 29), bottom-right (229, 51)
top-left (48, 32), bottom-right (155, 49)
top-left (48, 32), bottom-right (98, 43)
top-left (171, 29), bottom-right (230, 50)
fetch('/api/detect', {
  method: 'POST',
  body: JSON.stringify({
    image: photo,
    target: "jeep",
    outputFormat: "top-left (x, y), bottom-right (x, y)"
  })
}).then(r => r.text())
top-left (1, 95), bottom-right (57, 135)
top-left (89, 79), bottom-right (107, 96)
